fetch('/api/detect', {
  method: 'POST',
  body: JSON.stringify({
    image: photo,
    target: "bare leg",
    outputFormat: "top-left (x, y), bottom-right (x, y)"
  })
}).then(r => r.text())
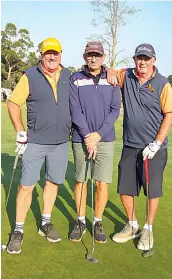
top-left (120, 195), bottom-right (137, 221)
top-left (74, 181), bottom-right (87, 216)
top-left (42, 180), bottom-right (58, 215)
top-left (16, 185), bottom-right (35, 222)
top-left (94, 181), bottom-right (108, 219)
top-left (146, 197), bottom-right (159, 225)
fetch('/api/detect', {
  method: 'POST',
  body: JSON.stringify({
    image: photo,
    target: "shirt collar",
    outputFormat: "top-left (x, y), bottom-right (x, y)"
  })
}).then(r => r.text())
top-left (40, 63), bottom-right (62, 78)
top-left (133, 66), bottom-right (156, 81)
top-left (83, 65), bottom-right (105, 77)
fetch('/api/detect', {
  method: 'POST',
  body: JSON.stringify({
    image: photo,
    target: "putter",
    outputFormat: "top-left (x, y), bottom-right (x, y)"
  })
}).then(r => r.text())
top-left (1, 151), bottom-right (20, 252)
top-left (142, 156), bottom-right (155, 258)
top-left (86, 157), bottom-right (98, 264)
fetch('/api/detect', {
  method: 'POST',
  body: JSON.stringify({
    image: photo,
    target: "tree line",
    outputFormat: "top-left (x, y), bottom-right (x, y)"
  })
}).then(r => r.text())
top-left (1, 23), bottom-right (79, 90)
top-left (2, 1), bottom-right (172, 91)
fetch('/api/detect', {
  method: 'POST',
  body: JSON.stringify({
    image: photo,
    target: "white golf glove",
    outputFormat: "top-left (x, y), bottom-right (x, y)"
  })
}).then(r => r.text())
top-left (16, 131), bottom-right (28, 155)
top-left (142, 140), bottom-right (162, 160)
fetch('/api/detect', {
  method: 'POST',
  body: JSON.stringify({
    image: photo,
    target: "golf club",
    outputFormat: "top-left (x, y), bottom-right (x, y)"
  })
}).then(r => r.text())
top-left (78, 159), bottom-right (89, 255)
top-left (142, 156), bottom-right (155, 258)
top-left (1, 151), bottom-right (20, 252)
top-left (86, 157), bottom-right (98, 264)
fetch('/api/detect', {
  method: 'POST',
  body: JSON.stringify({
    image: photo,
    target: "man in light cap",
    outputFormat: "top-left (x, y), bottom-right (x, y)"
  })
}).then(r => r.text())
top-left (69, 42), bottom-right (121, 243)
top-left (108, 43), bottom-right (172, 251)
top-left (7, 37), bottom-right (71, 254)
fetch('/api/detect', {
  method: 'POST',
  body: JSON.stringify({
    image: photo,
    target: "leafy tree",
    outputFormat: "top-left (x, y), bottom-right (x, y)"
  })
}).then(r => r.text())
top-left (67, 66), bottom-right (77, 74)
top-left (88, 0), bottom-right (140, 67)
top-left (1, 23), bottom-right (37, 88)
top-left (26, 52), bottom-right (39, 68)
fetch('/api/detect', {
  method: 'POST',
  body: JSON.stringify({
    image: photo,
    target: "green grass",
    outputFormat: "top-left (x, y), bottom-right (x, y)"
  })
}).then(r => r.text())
top-left (1, 102), bottom-right (172, 279)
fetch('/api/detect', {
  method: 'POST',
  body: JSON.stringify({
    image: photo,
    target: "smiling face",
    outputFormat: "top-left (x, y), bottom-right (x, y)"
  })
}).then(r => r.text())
top-left (134, 55), bottom-right (156, 75)
top-left (41, 50), bottom-right (61, 72)
top-left (84, 52), bottom-right (105, 72)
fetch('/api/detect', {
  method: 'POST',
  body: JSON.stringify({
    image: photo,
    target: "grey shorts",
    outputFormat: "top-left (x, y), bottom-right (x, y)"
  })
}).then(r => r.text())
top-left (21, 142), bottom-right (69, 186)
top-left (117, 146), bottom-right (167, 199)
top-left (72, 142), bottom-right (115, 183)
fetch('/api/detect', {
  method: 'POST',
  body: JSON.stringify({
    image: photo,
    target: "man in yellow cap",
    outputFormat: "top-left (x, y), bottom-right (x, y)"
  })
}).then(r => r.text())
top-left (7, 37), bottom-right (71, 254)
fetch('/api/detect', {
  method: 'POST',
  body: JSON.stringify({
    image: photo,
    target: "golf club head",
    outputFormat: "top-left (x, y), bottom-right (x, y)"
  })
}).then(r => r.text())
top-left (1, 244), bottom-right (7, 252)
top-left (142, 249), bottom-right (155, 258)
top-left (86, 254), bottom-right (98, 264)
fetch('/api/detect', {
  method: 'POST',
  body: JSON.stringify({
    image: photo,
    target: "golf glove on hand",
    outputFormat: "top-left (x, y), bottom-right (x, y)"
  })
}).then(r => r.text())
top-left (143, 140), bottom-right (161, 160)
top-left (16, 131), bottom-right (28, 155)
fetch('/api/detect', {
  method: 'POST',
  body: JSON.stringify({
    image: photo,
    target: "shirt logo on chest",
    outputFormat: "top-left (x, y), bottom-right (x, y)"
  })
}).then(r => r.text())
top-left (146, 84), bottom-right (154, 93)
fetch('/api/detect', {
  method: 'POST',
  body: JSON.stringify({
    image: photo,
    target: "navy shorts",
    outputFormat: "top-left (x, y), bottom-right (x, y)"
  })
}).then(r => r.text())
top-left (117, 146), bottom-right (167, 199)
top-left (21, 142), bottom-right (69, 186)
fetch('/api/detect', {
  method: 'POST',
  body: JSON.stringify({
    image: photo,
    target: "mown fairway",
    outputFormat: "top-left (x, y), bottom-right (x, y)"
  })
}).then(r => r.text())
top-left (1, 102), bottom-right (172, 279)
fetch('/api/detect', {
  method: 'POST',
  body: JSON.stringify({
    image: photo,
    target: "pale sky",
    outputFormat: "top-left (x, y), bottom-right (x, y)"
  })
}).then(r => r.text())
top-left (1, 1), bottom-right (172, 77)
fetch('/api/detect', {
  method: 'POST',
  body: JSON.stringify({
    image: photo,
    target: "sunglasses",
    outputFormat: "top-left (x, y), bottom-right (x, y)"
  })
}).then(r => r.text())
top-left (85, 53), bottom-right (103, 60)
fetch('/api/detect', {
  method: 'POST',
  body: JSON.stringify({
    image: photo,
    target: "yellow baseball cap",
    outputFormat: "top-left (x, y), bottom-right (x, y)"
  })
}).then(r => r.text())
top-left (41, 37), bottom-right (62, 54)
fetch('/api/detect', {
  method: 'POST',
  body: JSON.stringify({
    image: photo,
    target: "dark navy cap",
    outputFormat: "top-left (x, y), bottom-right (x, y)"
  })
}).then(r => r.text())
top-left (133, 43), bottom-right (156, 58)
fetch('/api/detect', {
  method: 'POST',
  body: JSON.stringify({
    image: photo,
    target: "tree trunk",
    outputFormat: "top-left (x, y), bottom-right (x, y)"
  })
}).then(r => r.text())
top-left (7, 66), bottom-right (12, 80)
top-left (110, 42), bottom-right (116, 68)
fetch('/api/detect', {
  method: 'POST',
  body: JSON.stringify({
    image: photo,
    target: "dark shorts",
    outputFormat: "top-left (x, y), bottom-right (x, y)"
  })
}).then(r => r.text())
top-left (117, 146), bottom-right (167, 199)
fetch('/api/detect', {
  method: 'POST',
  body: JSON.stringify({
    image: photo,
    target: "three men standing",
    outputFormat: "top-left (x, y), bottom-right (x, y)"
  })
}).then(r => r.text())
top-left (6, 39), bottom-right (172, 254)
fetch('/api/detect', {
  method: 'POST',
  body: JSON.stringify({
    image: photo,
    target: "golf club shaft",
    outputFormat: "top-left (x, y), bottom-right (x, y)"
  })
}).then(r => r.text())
top-left (5, 151), bottom-right (20, 209)
top-left (90, 158), bottom-right (95, 255)
top-left (144, 157), bottom-right (151, 250)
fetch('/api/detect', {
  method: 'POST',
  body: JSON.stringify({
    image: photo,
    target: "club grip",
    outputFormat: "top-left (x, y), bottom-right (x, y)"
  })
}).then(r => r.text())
top-left (144, 156), bottom-right (149, 184)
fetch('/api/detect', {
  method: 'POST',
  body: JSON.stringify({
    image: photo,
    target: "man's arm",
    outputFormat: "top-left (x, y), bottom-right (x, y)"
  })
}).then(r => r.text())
top-left (106, 68), bottom-right (127, 88)
top-left (143, 83), bottom-right (172, 160)
top-left (156, 83), bottom-right (172, 142)
top-left (69, 78), bottom-right (90, 138)
top-left (8, 101), bottom-right (25, 132)
top-left (156, 113), bottom-right (172, 143)
top-left (7, 73), bottom-right (29, 132)
top-left (7, 74), bottom-right (29, 154)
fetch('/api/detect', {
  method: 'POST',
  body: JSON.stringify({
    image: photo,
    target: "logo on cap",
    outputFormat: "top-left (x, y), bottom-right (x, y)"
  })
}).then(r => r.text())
top-left (84, 41), bottom-right (104, 55)
top-left (134, 43), bottom-right (156, 58)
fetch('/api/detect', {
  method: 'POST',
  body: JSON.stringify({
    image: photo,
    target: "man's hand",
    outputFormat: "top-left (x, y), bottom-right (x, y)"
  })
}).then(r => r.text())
top-left (106, 68), bottom-right (118, 86)
top-left (16, 131), bottom-right (28, 155)
top-left (84, 132), bottom-right (101, 149)
top-left (142, 140), bottom-right (162, 160)
top-left (87, 145), bottom-right (97, 160)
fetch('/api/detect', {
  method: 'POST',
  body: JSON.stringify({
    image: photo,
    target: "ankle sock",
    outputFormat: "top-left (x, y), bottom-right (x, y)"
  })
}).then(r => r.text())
top-left (129, 220), bottom-right (139, 229)
top-left (42, 214), bottom-right (51, 226)
top-left (143, 223), bottom-right (152, 232)
top-left (15, 222), bottom-right (24, 233)
top-left (78, 216), bottom-right (86, 225)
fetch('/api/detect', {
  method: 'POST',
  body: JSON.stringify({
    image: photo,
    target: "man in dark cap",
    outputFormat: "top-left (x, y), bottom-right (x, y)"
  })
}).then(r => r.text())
top-left (109, 43), bottom-right (172, 251)
top-left (69, 42), bottom-right (121, 243)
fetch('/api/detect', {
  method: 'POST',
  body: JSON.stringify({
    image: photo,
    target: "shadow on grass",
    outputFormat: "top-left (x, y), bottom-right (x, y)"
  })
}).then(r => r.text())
top-left (1, 154), bottom-right (77, 235)
top-left (1, 153), bottom-right (127, 241)
top-left (83, 180), bottom-right (127, 235)
top-left (1, 153), bottom-right (42, 232)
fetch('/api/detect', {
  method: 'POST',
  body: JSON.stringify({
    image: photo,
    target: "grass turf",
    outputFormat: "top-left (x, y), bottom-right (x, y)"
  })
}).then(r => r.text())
top-left (1, 102), bottom-right (172, 279)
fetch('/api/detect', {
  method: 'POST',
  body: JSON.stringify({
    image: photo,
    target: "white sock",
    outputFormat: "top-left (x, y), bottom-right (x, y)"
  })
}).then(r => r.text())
top-left (143, 223), bottom-right (152, 232)
top-left (78, 216), bottom-right (86, 225)
top-left (129, 220), bottom-right (139, 229)
top-left (42, 214), bottom-right (51, 226)
top-left (93, 217), bottom-right (102, 226)
top-left (15, 222), bottom-right (24, 233)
